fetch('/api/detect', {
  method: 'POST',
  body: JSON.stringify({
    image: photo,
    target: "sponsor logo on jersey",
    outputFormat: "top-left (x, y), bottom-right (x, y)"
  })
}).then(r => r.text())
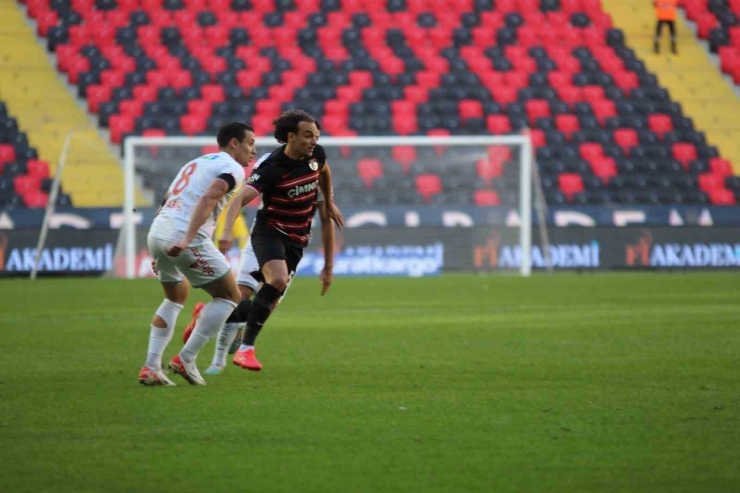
top-left (309, 159), bottom-right (319, 171)
top-left (248, 174), bottom-right (260, 184)
top-left (287, 180), bottom-right (318, 198)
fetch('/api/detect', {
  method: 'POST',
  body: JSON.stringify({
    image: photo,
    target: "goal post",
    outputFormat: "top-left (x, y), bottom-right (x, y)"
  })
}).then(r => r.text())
top-left (122, 134), bottom-right (544, 279)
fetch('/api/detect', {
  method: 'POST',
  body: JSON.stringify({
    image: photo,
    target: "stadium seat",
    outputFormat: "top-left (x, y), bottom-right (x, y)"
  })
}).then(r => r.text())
top-left (558, 173), bottom-right (584, 201)
top-left (13, 0), bottom-right (735, 210)
top-left (415, 174), bottom-right (442, 203)
top-left (474, 189), bottom-right (501, 206)
top-left (357, 158), bottom-right (383, 187)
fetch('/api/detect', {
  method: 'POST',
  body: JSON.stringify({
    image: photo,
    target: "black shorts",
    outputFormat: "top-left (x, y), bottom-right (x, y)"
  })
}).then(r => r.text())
top-left (250, 232), bottom-right (303, 284)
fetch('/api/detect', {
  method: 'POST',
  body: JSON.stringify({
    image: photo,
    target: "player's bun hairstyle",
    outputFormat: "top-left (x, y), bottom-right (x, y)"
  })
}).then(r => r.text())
top-left (217, 122), bottom-right (255, 148)
top-left (273, 110), bottom-right (316, 144)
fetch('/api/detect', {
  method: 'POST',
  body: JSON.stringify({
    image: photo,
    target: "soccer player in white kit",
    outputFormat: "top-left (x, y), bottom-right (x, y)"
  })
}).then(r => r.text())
top-left (138, 122), bottom-right (256, 386)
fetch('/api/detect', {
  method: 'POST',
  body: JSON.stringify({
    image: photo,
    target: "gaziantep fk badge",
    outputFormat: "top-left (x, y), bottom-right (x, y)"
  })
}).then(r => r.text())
top-left (308, 159), bottom-right (319, 171)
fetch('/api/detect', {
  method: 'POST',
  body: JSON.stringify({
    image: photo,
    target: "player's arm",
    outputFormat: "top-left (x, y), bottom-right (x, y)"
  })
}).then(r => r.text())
top-left (219, 185), bottom-right (260, 253)
top-left (319, 163), bottom-right (344, 230)
top-left (318, 202), bottom-right (335, 296)
top-left (165, 177), bottom-right (232, 257)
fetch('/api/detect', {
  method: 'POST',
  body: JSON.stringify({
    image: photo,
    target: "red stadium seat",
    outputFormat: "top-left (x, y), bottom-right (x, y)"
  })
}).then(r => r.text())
top-left (673, 143), bottom-right (698, 167)
top-left (476, 158), bottom-right (503, 186)
top-left (22, 190), bottom-right (49, 209)
top-left (392, 146), bottom-right (416, 173)
top-left (698, 173), bottom-right (725, 193)
top-left (592, 100), bottom-right (617, 124)
top-left (404, 86), bottom-right (429, 103)
top-left (558, 173), bottom-right (584, 201)
top-left (336, 85), bottom-right (363, 102)
top-left (14, 175), bottom-right (42, 194)
top-left (709, 188), bottom-right (737, 205)
top-left (100, 70), bottom-right (126, 88)
top-left (558, 86), bottom-right (582, 107)
top-left (415, 174), bottom-right (442, 202)
top-left (459, 100), bottom-right (483, 120)
top-left (201, 85), bottom-right (225, 102)
top-left (36, 10), bottom-right (59, 37)
top-left (648, 114), bottom-right (673, 138)
top-left (493, 84), bottom-right (518, 105)
top-left (709, 158), bottom-right (733, 176)
top-left (86, 85), bottom-right (111, 113)
top-left (580, 143), bottom-right (604, 162)
top-left (529, 129), bottom-right (546, 148)
top-left (0, 144), bottom-right (17, 164)
top-left (591, 157), bottom-right (617, 183)
top-left (719, 47), bottom-right (740, 75)
top-left (612, 71), bottom-right (639, 93)
top-left (357, 158), bottom-right (383, 187)
top-left (180, 115), bottom-right (207, 136)
top-left (486, 115), bottom-right (512, 134)
top-left (393, 116), bottom-right (418, 136)
top-left (555, 114), bottom-right (579, 139)
top-left (582, 85), bottom-right (605, 103)
top-left (187, 100), bottom-right (212, 118)
top-left (133, 85), bottom-right (158, 103)
top-left (614, 128), bottom-right (639, 152)
top-left (349, 71), bottom-right (373, 89)
top-left (26, 160), bottom-right (50, 179)
top-left (325, 100), bottom-right (349, 118)
top-left (109, 115), bottom-right (135, 144)
top-left (474, 190), bottom-right (500, 206)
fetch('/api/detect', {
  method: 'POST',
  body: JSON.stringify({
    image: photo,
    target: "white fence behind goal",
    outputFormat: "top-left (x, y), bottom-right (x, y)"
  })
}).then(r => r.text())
top-left (121, 135), bottom-right (545, 279)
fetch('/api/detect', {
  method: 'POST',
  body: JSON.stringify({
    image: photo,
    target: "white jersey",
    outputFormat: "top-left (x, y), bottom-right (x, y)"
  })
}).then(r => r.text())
top-left (150, 152), bottom-right (245, 244)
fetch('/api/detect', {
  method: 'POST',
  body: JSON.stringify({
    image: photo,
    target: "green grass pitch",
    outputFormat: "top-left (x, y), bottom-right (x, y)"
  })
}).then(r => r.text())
top-left (0, 273), bottom-right (739, 493)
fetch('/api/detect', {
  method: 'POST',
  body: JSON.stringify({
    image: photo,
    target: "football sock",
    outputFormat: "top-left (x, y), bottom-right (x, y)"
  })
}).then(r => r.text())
top-left (211, 322), bottom-right (242, 367)
top-left (238, 344), bottom-right (255, 352)
top-left (145, 299), bottom-right (183, 370)
top-left (243, 283), bottom-right (282, 346)
top-left (180, 298), bottom-right (237, 363)
top-left (226, 299), bottom-right (252, 323)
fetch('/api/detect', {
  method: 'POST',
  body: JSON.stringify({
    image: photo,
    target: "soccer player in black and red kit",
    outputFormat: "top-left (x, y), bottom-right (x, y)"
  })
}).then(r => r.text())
top-left (221, 110), bottom-right (343, 371)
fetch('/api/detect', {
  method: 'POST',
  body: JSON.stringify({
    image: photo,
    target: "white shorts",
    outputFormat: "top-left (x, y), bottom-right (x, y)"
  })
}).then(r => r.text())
top-left (148, 235), bottom-right (232, 288)
top-left (236, 240), bottom-right (260, 291)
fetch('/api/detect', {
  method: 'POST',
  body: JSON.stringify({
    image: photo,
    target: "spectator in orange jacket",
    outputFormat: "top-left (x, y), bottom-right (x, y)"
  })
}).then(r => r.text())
top-left (654, 0), bottom-right (678, 54)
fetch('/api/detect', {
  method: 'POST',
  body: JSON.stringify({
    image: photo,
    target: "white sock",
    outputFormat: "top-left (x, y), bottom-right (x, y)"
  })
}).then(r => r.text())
top-left (180, 298), bottom-right (237, 363)
top-left (239, 344), bottom-right (255, 352)
top-left (145, 299), bottom-right (184, 370)
top-left (211, 322), bottom-right (242, 368)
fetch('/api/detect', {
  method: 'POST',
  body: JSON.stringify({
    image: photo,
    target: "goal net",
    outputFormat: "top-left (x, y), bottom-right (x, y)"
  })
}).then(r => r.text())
top-left (115, 135), bottom-right (547, 279)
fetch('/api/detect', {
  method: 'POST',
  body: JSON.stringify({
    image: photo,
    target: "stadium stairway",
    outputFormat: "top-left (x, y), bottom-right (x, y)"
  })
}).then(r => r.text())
top-left (602, 0), bottom-right (740, 174)
top-left (0, 1), bottom-right (130, 206)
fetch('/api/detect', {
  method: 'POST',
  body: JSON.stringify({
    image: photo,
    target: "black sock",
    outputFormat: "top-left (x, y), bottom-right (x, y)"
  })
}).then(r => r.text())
top-left (226, 299), bottom-right (252, 323)
top-left (243, 284), bottom-right (282, 346)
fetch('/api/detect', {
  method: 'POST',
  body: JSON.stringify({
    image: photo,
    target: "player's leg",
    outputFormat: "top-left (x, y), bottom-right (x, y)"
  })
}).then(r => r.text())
top-left (140, 237), bottom-right (189, 386)
top-left (167, 242), bottom-right (240, 385)
top-left (668, 20), bottom-right (677, 54)
top-left (234, 234), bottom-right (291, 371)
top-left (205, 242), bottom-right (259, 374)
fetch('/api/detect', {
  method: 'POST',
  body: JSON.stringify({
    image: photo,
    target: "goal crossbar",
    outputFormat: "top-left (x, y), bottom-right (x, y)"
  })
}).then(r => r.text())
top-left (123, 135), bottom-right (534, 279)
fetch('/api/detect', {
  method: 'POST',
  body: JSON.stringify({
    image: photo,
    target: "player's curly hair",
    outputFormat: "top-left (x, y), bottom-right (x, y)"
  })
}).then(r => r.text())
top-left (273, 110), bottom-right (316, 144)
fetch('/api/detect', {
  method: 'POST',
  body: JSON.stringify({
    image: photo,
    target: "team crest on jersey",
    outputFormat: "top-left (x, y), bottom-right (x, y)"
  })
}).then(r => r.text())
top-left (308, 159), bottom-right (319, 171)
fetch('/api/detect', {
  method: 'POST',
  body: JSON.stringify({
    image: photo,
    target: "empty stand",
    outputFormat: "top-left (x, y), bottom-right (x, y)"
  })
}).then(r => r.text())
top-left (10, 0), bottom-right (737, 207)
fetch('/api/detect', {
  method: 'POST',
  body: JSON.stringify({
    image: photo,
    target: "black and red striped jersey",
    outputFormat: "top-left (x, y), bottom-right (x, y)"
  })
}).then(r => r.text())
top-left (245, 144), bottom-right (327, 247)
